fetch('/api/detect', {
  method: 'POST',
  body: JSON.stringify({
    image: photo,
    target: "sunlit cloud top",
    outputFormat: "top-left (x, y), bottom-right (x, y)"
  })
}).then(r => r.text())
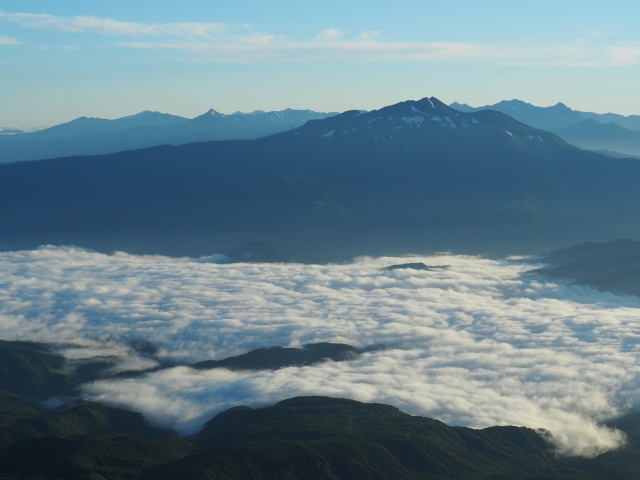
top-left (2, 246), bottom-right (640, 456)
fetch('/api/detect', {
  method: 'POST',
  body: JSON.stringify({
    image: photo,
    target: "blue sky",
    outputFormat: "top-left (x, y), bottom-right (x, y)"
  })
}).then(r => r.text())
top-left (2, 1), bottom-right (640, 127)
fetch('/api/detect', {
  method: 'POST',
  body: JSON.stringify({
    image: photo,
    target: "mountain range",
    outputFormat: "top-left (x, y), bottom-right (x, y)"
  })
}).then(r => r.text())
top-left (2, 96), bottom-right (640, 259)
top-left (451, 99), bottom-right (640, 158)
top-left (6, 99), bottom-right (640, 165)
top-left (0, 108), bottom-right (335, 163)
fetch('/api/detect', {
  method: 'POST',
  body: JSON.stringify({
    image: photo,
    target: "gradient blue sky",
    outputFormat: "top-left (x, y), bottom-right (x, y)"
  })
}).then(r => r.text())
top-left (2, 1), bottom-right (640, 128)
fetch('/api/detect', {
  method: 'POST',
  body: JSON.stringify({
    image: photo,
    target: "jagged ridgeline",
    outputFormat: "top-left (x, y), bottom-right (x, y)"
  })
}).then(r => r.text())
top-left (453, 99), bottom-right (640, 158)
top-left (0, 109), bottom-right (336, 163)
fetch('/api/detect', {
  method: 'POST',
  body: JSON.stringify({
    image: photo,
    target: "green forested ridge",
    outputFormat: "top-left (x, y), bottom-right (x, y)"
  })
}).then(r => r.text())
top-left (192, 343), bottom-right (386, 371)
top-left (0, 341), bottom-right (197, 479)
top-left (0, 402), bottom-right (175, 449)
top-left (3, 341), bottom-right (640, 479)
top-left (0, 341), bottom-right (74, 398)
top-left (0, 435), bottom-right (198, 480)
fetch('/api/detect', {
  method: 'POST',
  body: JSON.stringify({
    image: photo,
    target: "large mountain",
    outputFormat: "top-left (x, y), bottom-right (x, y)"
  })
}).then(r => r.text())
top-left (0, 108), bottom-right (335, 163)
top-left (452, 99), bottom-right (640, 157)
top-left (1, 96), bottom-right (640, 258)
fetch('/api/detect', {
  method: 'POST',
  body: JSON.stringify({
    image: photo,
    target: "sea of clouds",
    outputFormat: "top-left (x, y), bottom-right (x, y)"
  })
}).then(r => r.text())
top-left (2, 245), bottom-right (640, 456)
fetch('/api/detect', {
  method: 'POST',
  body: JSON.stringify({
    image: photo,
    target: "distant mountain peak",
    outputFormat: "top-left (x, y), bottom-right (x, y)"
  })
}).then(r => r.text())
top-left (549, 102), bottom-right (571, 111)
top-left (233, 110), bottom-right (266, 116)
top-left (448, 98), bottom-right (589, 133)
top-left (135, 110), bottom-right (163, 116)
top-left (119, 110), bottom-right (174, 120)
top-left (228, 108), bottom-right (334, 118)
top-left (417, 96), bottom-right (450, 110)
top-left (190, 109), bottom-right (228, 123)
top-left (376, 96), bottom-right (454, 116)
top-left (449, 101), bottom-right (474, 112)
top-left (496, 99), bottom-right (532, 108)
top-left (0, 106), bottom-right (336, 163)
top-left (204, 108), bottom-right (224, 117)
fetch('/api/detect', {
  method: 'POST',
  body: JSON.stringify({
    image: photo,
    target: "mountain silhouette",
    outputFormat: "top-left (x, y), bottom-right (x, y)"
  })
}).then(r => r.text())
top-left (1, 96), bottom-right (640, 258)
top-left (453, 99), bottom-right (640, 157)
top-left (0, 109), bottom-right (335, 163)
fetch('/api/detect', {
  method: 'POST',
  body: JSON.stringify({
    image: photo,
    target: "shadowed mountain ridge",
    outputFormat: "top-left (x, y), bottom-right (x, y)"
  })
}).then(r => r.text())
top-left (2, 97), bottom-right (640, 259)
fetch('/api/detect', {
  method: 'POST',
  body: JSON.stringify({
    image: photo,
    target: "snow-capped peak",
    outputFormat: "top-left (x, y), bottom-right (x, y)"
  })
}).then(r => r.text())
top-left (205, 109), bottom-right (225, 117)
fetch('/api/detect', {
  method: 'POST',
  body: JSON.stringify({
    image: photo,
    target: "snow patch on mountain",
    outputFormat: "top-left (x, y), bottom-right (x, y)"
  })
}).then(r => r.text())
top-left (402, 116), bottom-right (425, 126)
top-left (322, 129), bottom-right (335, 138)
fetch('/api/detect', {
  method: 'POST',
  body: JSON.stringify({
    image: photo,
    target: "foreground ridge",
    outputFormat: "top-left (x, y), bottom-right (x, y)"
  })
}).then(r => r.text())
top-left (1, 340), bottom-right (640, 479)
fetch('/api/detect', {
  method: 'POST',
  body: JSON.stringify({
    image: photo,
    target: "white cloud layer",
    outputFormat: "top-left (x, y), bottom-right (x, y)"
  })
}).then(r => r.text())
top-left (2, 246), bottom-right (640, 456)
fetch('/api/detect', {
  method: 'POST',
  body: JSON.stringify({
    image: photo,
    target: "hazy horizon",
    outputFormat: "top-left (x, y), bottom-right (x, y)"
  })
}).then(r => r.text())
top-left (4, 96), bottom-right (639, 133)
top-left (2, 1), bottom-right (640, 128)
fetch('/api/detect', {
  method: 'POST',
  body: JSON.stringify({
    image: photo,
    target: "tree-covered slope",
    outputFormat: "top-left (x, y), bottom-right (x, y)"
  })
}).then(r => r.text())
top-left (3, 342), bottom-right (640, 479)
top-left (0, 341), bottom-right (75, 399)
top-left (148, 397), bottom-right (640, 480)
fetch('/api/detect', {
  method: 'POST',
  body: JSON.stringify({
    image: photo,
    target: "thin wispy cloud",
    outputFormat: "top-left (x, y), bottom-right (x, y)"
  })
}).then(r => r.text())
top-left (2, 10), bottom-right (638, 67)
top-left (316, 28), bottom-right (344, 41)
top-left (490, 40), bottom-right (640, 68)
top-left (2, 247), bottom-right (640, 456)
top-left (0, 35), bottom-right (18, 45)
top-left (606, 43), bottom-right (640, 66)
top-left (0, 11), bottom-right (227, 39)
top-left (120, 36), bottom-right (640, 66)
top-left (115, 38), bottom-right (495, 63)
